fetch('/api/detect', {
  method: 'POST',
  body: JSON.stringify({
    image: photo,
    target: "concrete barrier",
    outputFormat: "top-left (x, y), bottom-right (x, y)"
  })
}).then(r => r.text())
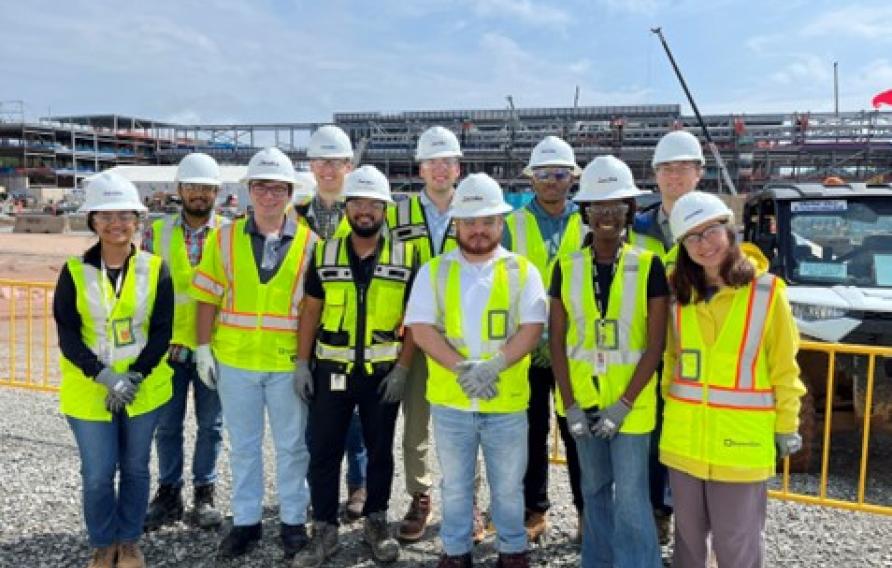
top-left (67, 214), bottom-right (88, 232)
top-left (13, 214), bottom-right (69, 234)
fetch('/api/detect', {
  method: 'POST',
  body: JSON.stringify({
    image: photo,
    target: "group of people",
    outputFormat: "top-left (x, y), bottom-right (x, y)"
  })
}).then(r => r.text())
top-left (54, 124), bottom-right (806, 568)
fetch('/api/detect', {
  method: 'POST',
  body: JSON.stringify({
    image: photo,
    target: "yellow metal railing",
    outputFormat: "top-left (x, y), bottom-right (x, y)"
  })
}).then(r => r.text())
top-left (0, 279), bottom-right (58, 392)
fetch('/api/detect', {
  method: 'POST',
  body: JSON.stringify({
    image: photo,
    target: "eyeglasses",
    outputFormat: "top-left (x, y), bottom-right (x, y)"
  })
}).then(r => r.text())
top-left (250, 183), bottom-right (290, 197)
top-left (584, 203), bottom-right (630, 217)
top-left (311, 159), bottom-right (351, 170)
top-left (681, 222), bottom-right (727, 247)
top-left (93, 211), bottom-right (138, 223)
top-left (532, 168), bottom-right (572, 182)
top-left (422, 157), bottom-right (460, 169)
top-left (346, 199), bottom-right (386, 212)
top-left (180, 184), bottom-right (217, 194)
top-left (656, 162), bottom-right (700, 176)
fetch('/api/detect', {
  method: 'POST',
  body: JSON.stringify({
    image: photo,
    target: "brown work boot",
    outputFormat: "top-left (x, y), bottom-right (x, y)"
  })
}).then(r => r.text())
top-left (116, 541), bottom-right (145, 568)
top-left (345, 486), bottom-right (366, 522)
top-left (437, 552), bottom-right (473, 567)
top-left (524, 510), bottom-right (546, 544)
top-left (495, 551), bottom-right (529, 568)
top-left (472, 505), bottom-right (486, 544)
top-left (86, 545), bottom-right (116, 568)
top-left (397, 492), bottom-right (431, 541)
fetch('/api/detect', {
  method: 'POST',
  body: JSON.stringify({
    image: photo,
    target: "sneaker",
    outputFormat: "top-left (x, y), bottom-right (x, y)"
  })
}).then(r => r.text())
top-left (472, 505), bottom-right (486, 545)
top-left (217, 523), bottom-right (262, 559)
top-left (86, 545), bottom-right (116, 568)
top-left (281, 522), bottom-right (310, 561)
top-left (292, 522), bottom-right (339, 568)
top-left (345, 486), bottom-right (366, 522)
top-left (397, 492), bottom-right (431, 542)
top-left (144, 484), bottom-right (183, 531)
top-left (524, 510), bottom-right (546, 543)
top-left (116, 542), bottom-right (145, 568)
top-left (363, 512), bottom-right (400, 563)
top-left (655, 509), bottom-right (673, 546)
top-left (495, 551), bottom-right (529, 568)
top-left (192, 484), bottom-right (223, 528)
top-left (437, 552), bottom-right (473, 568)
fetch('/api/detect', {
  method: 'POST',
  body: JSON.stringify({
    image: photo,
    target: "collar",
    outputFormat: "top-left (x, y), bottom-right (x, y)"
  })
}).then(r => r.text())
top-left (177, 212), bottom-right (219, 232)
top-left (245, 214), bottom-right (297, 238)
top-left (419, 189), bottom-right (452, 214)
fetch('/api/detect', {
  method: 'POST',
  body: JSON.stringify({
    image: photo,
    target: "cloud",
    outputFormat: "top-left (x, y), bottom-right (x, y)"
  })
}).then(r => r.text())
top-left (470, 0), bottom-right (571, 27)
top-left (801, 5), bottom-right (892, 41)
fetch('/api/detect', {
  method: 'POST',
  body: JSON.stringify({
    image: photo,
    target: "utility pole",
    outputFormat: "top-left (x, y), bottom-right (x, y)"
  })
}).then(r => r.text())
top-left (574, 85), bottom-right (580, 108)
top-left (834, 61), bottom-right (839, 117)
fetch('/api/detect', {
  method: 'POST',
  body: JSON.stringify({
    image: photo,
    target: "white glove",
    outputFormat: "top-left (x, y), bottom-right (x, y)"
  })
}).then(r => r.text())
top-left (775, 432), bottom-right (803, 458)
top-left (195, 344), bottom-right (217, 390)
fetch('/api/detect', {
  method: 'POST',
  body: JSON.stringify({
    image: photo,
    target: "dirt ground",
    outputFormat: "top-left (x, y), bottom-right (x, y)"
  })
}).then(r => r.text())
top-left (0, 232), bottom-right (95, 283)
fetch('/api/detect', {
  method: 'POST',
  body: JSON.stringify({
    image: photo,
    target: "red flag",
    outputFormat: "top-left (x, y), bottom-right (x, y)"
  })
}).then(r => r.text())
top-left (872, 89), bottom-right (892, 109)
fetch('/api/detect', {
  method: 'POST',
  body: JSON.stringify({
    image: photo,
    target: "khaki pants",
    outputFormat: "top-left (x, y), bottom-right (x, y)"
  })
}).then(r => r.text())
top-left (402, 350), bottom-right (432, 495)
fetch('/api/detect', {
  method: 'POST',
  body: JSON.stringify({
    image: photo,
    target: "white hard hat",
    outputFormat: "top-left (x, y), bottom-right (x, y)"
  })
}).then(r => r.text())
top-left (652, 130), bottom-right (705, 167)
top-left (416, 126), bottom-right (463, 161)
top-left (307, 125), bottom-right (353, 159)
top-left (343, 165), bottom-right (394, 204)
top-left (524, 136), bottom-right (581, 176)
top-left (243, 147), bottom-right (296, 185)
top-left (292, 171), bottom-right (317, 204)
top-left (448, 173), bottom-right (512, 219)
top-left (175, 153), bottom-right (221, 186)
top-left (574, 156), bottom-right (649, 203)
top-left (669, 191), bottom-right (734, 242)
top-left (79, 171), bottom-right (147, 213)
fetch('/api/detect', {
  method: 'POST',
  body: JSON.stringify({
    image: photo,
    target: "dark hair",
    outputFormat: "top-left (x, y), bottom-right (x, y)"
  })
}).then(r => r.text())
top-left (670, 225), bottom-right (755, 305)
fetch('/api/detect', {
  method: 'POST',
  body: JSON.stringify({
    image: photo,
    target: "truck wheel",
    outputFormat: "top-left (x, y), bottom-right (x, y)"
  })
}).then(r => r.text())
top-left (785, 390), bottom-right (816, 473)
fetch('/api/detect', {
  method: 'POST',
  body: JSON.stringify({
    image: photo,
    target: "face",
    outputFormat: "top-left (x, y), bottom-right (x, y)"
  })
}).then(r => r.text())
top-left (583, 200), bottom-right (629, 241)
top-left (654, 161), bottom-right (702, 205)
top-left (681, 220), bottom-right (730, 270)
top-left (419, 158), bottom-right (460, 193)
top-left (310, 159), bottom-right (353, 194)
top-left (455, 215), bottom-right (503, 256)
top-left (249, 180), bottom-right (291, 218)
top-left (345, 198), bottom-right (386, 237)
top-left (530, 167), bottom-right (574, 205)
top-left (177, 183), bottom-right (218, 217)
top-left (91, 210), bottom-right (139, 246)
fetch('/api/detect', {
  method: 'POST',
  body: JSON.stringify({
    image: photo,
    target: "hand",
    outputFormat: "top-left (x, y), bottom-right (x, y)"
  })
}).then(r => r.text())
top-left (105, 392), bottom-right (125, 414)
top-left (775, 432), bottom-right (802, 458)
top-left (565, 404), bottom-right (592, 440)
top-left (195, 345), bottom-right (217, 390)
top-left (591, 399), bottom-right (632, 439)
top-left (95, 367), bottom-right (137, 404)
top-left (456, 352), bottom-right (506, 389)
top-left (455, 360), bottom-right (499, 400)
top-left (378, 364), bottom-right (409, 403)
top-left (293, 359), bottom-right (314, 402)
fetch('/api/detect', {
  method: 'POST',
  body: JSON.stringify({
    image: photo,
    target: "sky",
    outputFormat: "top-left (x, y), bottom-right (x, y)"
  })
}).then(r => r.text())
top-left (2, 0), bottom-right (891, 125)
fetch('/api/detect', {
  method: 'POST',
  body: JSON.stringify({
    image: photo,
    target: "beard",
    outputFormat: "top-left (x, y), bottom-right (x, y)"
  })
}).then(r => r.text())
top-left (348, 217), bottom-right (383, 238)
top-left (458, 233), bottom-right (499, 255)
top-left (182, 200), bottom-right (214, 218)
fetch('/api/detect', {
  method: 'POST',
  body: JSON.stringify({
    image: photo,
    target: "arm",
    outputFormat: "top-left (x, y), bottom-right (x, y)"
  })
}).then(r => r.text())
top-left (767, 282), bottom-right (807, 433)
top-left (499, 322), bottom-right (543, 366)
top-left (297, 296), bottom-right (323, 362)
top-left (196, 302), bottom-right (218, 345)
top-left (130, 261), bottom-right (174, 376)
top-left (549, 297), bottom-right (576, 408)
top-left (410, 323), bottom-right (463, 370)
top-left (397, 326), bottom-right (416, 368)
top-left (53, 263), bottom-right (105, 378)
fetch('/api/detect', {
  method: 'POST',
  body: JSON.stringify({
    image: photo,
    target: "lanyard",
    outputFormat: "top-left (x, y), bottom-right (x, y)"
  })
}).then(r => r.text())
top-left (100, 259), bottom-right (125, 315)
top-left (592, 247), bottom-right (621, 316)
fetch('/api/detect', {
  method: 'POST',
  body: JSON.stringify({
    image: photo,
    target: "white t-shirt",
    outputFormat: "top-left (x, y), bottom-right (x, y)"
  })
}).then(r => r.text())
top-left (405, 246), bottom-right (547, 359)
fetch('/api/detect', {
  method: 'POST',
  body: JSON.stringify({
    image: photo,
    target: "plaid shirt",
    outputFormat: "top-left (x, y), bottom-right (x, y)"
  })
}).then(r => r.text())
top-left (142, 213), bottom-right (222, 266)
top-left (304, 195), bottom-right (345, 240)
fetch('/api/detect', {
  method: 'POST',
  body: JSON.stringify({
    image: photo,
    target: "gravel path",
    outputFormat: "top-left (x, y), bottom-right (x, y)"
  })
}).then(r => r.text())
top-left (2, 387), bottom-right (892, 567)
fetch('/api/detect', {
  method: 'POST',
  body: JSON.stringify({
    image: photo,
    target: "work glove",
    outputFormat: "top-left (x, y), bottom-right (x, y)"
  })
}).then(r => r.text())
top-left (95, 367), bottom-right (137, 405)
top-left (455, 356), bottom-right (501, 400)
top-left (378, 364), bottom-right (410, 403)
top-left (565, 404), bottom-right (592, 440)
top-left (591, 399), bottom-right (632, 439)
top-left (293, 359), bottom-right (314, 402)
top-left (104, 392), bottom-right (125, 414)
top-left (775, 432), bottom-right (803, 458)
top-left (531, 340), bottom-right (551, 368)
top-left (195, 344), bottom-right (217, 390)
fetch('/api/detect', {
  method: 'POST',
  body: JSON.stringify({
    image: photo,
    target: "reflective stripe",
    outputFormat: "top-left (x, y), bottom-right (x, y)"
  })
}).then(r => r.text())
top-left (174, 292), bottom-right (192, 306)
top-left (568, 345), bottom-right (644, 366)
top-left (323, 239), bottom-right (340, 265)
top-left (512, 210), bottom-right (528, 256)
top-left (219, 310), bottom-right (297, 331)
top-left (565, 252), bottom-right (587, 350)
top-left (619, 249), bottom-right (639, 338)
top-left (391, 241), bottom-right (405, 266)
top-left (669, 381), bottom-right (775, 409)
top-left (397, 199), bottom-right (412, 226)
top-left (193, 271), bottom-right (224, 296)
top-left (373, 264), bottom-right (412, 282)
top-left (219, 224), bottom-right (234, 283)
top-left (159, 216), bottom-right (176, 266)
top-left (736, 274), bottom-right (776, 390)
top-left (319, 267), bottom-right (353, 281)
top-left (505, 255), bottom-right (521, 333)
top-left (392, 224), bottom-right (428, 241)
top-left (434, 258), bottom-right (453, 334)
top-left (316, 342), bottom-right (401, 362)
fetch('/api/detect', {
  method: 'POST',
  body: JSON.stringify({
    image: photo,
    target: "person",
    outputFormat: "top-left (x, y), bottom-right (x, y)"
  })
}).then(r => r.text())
top-left (632, 129), bottom-right (706, 540)
top-left (386, 125), bottom-right (462, 542)
top-left (661, 191), bottom-right (805, 568)
top-left (55, 171), bottom-right (174, 568)
top-left (406, 173), bottom-right (547, 568)
top-left (190, 147), bottom-right (317, 560)
top-left (503, 135), bottom-right (587, 543)
top-left (292, 165), bottom-right (417, 567)
top-left (549, 156), bottom-right (668, 568)
top-left (142, 153), bottom-right (227, 532)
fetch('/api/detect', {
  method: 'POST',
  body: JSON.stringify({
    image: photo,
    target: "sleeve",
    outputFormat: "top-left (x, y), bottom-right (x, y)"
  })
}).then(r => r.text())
top-left (303, 260), bottom-right (325, 300)
top-left (140, 222), bottom-right (155, 254)
top-left (766, 281), bottom-right (807, 433)
top-left (53, 263), bottom-right (105, 378)
top-left (548, 262), bottom-right (563, 299)
top-left (130, 261), bottom-right (174, 376)
top-left (519, 261), bottom-right (548, 324)
top-left (647, 256), bottom-right (670, 299)
top-left (403, 263), bottom-right (438, 326)
top-left (190, 227), bottom-right (226, 306)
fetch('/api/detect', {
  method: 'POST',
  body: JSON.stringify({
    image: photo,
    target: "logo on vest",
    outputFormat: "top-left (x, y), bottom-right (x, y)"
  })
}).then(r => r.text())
top-left (723, 438), bottom-right (761, 448)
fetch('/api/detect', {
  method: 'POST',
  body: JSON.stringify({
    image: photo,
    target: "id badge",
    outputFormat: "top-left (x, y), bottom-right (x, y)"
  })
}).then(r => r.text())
top-left (594, 350), bottom-right (609, 375)
top-left (596, 319), bottom-right (618, 350)
top-left (330, 373), bottom-right (347, 392)
top-left (111, 318), bottom-right (136, 348)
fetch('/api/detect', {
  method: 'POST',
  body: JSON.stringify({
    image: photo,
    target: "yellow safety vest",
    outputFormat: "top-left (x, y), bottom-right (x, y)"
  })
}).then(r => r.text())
top-left (425, 253), bottom-right (532, 413)
top-left (59, 252), bottom-right (173, 421)
top-left (291, 209), bottom-right (351, 239)
top-left (505, 207), bottom-right (587, 288)
top-left (660, 273), bottom-right (780, 479)
top-left (314, 237), bottom-right (416, 375)
top-left (557, 245), bottom-right (656, 433)
top-left (191, 218), bottom-right (317, 371)
top-left (628, 230), bottom-right (679, 273)
top-left (386, 195), bottom-right (457, 265)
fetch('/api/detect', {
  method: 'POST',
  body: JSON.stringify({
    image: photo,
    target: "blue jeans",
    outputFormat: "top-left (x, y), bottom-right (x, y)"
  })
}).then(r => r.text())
top-left (431, 405), bottom-right (527, 556)
top-left (154, 360), bottom-right (223, 487)
top-left (217, 362), bottom-right (310, 526)
top-left (67, 409), bottom-right (160, 547)
top-left (576, 432), bottom-right (661, 568)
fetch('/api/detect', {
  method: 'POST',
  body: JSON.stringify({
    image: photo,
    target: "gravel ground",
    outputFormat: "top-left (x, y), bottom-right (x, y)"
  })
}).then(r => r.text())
top-left (2, 387), bottom-right (892, 567)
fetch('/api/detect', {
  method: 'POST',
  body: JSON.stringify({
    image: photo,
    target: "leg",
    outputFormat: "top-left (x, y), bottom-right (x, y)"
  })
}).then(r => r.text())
top-left (480, 411), bottom-right (528, 555)
top-left (523, 366), bottom-right (553, 513)
top-left (576, 434), bottom-right (614, 568)
top-left (431, 404), bottom-right (478, 556)
top-left (154, 362), bottom-right (189, 487)
top-left (345, 410), bottom-right (368, 489)
top-left (668, 468), bottom-right (710, 568)
top-left (402, 350), bottom-right (431, 495)
top-left (216, 362), bottom-right (266, 526)
top-left (356, 374), bottom-right (400, 516)
top-left (707, 480), bottom-right (767, 568)
top-left (264, 370), bottom-right (312, 525)
top-left (117, 409), bottom-right (161, 541)
top-left (650, 387), bottom-right (671, 514)
top-left (190, 362), bottom-right (223, 486)
top-left (610, 433), bottom-right (661, 568)
top-left (556, 415), bottom-right (584, 513)
top-left (67, 416), bottom-right (119, 548)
